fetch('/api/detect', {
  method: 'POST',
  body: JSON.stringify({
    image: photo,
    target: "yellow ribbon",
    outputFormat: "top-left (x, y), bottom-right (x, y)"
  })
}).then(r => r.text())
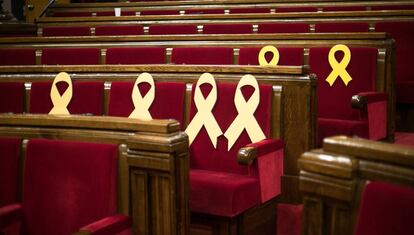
top-left (326, 44), bottom-right (352, 86)
top-left (258, 45), bottom-right (280, 66)
top-left (224, 74), bottom-right (266, 151)
top-left (49, 72), bottom-right (73, 115)
top-left (128, 72), bottom-right (155, 120)
top-left (185, 73), bottom-right (223, 148)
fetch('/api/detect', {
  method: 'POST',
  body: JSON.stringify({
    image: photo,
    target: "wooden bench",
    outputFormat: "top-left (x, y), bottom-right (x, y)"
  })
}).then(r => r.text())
top-left (299, 135), bottom-right (414, 235)
top-left (0, 114), bottom-right (188, 235)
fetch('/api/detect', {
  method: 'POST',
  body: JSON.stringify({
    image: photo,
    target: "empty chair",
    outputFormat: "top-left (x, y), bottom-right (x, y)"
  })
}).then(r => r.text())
top-left (0, 48), bottom-right (36, 65)
top-left (258, 23), bottom-right (310, 33)
top-left (0, 137), bottom-right (21, 207)
top-left (0, 138), bottom-right (132, 234)
top-left (203, 24), bottom-right (253, 34)
top-left (95, 25), bottom-right (144, 36)
top-left (41, 48), bottom-right (100, 65)
top-left (238, 47), bottom-right (304, 66)
top-left (106, 47), bottom-right (166, 64)
top-left (315, 22), bottom-right (370, 33)
top-left (171, 47), bottom-right (234, 65)
top-left (42, 26), bottom-right (91, 36)
top-left (229, 8), bottom-right (271, 14)
top-left (96, 10), bottom-right (135, 16)
top-left (276, 7), bottom-right (318, 13)
top-left (0, 82), bottom-right (25, 114)
top-left (149, 24), bottom-right (198, 35)
top-left (185, 9), bottom-right (224, 14)
top-left (140, 10), bottom-right (180, 15)
top-left (323, 6), bottom-right (366, 11)
top-left (371, 5), bottom-right (414, 10)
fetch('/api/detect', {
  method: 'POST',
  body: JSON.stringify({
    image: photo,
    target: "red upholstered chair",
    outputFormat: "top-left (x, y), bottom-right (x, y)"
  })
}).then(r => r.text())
top-left (354, 181), bottom-right (414, 235)
top-left (0, 138), bottom-right (21, 207)
top-left (238, 47), bottom-right (303, 66)
top-left (276, 7), bottom-right (318, 13)
top-left (323, 6), bottom-right (366, 11)
top-left (188, 79), bottom-right (284, 218)
top-left (258, 23), bottom-right (310, 33)
top-left (375, 22), bottom-right (414, 104)
top-left (0, 82), bottom-right (25, 114)
top-left (315, 22), bottom-right (370, 33)
top-left (203, 24), bottom-right (253, 34)
top-left (52, 11), bottom-right (92, 17)
top-left (371, 5), bottom-right (414, 10)
top-left (0, 48), bottom-right (36, 65)
top-left (0, 138), bottom-right (132, 235)
top-left (95, 25), bottom-right (144, 36)
top-left (185, 9), bottom-right (224, 14)
top-left (106, 47), bottom-right (166, 64)
top-left (309, 47), bottom-right (387, 146)
top-left (41, 48), bottom-right (100, 65)
top-left (229, 8), bottom-right (271, 14)
top-left (171, 47), bottom-right (234, 65)
top-left (96, 11), bottom-right (135, 16)
top-left (140, 10), bottom-right (180, 15)
top-left (42, 26), bottom-right (91, 36)
top-left (108, 81), bottom-right (186, 128)
top-left (29, 81), bottom-right (104, 115)
top-left (149, 24), bottom-right (198, 35)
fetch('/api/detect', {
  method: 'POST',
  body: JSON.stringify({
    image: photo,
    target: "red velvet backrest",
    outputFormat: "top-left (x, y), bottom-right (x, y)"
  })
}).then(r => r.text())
top-left (315, 23), bottom-right (370, 33)
top-left (229, 8), bottom-right (271, 14)
top-left (276, 7), bottom-right (318, 12)
top-left (41, 48), bottom-right (101, 65)
top-left (189, 81), bottom-right (272, 175)
top-left (52, 11), bottom-right (92, 17)
top-left (95, 25), bottom-right (144, 36)
top-left (371, 5), bottom-right (414, 10)
top-left (95, 11), bottom-right (135, 16)
top-left (186, 9), bottom-right (224, 14)
top-left (203, 24), bottom-right (253, 34)
top-left (140, 10), bottom-right (180, 15)
top-left (258, 23), bottom-right (310, 33)
top-left (355, 181), bottom-right (414, 235)
top-left (29, 81), bottom-right (104, 115)
top-left (323, 6), bottom-right (366, 11)
top-left (42, 26), bottom-right (91, 36)
top-left (309, 47), bottom-right (377, 120)
top-left (0, 137), bottom-right (21, 207)
top-left (376, 22), bottom-right (414, 81)
top-left (0, 48), bottom-right (36, 65)
top-left (0, 82), bottom-right (25, 113)
top-left (23, 138), bottom-right (118, 235)
top-left (149, 24), bottom-right (198, 35)
top-left (108, 81), bottom-right (186, 128)
top-left (171, 47), bottom-right (233, 65)
top-left (106, 47), bottom-right (166, 64)
top-left (238, 47), bottom-right (303, 66)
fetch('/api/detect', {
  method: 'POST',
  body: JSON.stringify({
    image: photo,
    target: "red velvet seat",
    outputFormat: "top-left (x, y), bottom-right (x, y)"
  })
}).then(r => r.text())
top-left (0, 138), bottom-right (21, 207)
top-left (41, 48), bottom-right (100, 65)
top-left (276, 7), bottom-right (318, 13)
top-left (188, 81), bottom-right (284, 217)
top-left (108, 81), bottom-right (186, 128)
top-left (375, 22), bottom-right (414, 104)
top-left (149, 24), bottom-right (198, 35)
top-left (229, 8), bottom-right (271, 14)
top-left (140, 10), bottom-right (180, 15)
top-left (52, 11), bottom-right (92, 17)
top-left (371, 5), bottom-right (414, 10)
top-left (0, 138), bottom-right (132, 235)
top-left (0, 82), bottom-right (25, 114)
top-left (42, 26), bottom-right (91, 36)
top-left (309, 47), bottom-right (387, 146)
top-left (315, 23), bottom-right (370, 33)
top-left (0, 48), bottom-right (36, 65)
top-left (323, 6), bottom-right (366, 11)
top-left (29, 81), bottom-right (104, 115)
top-left (95, 25), bottom-right (144, 36)
top-left (171, 47), bottom-right (233, 65)
top-left (258, 23), bottom-right (310, 33)
top-left (106, 47), bottom-right (166, 64)
top-left (238, 47), bottom-right (303, 66)
top-left (203, 24), bottom-right (253, 34)
top-left (354, 181), bottom-right (414, 235)
top-left (186, 9), bottom-right (224, 14)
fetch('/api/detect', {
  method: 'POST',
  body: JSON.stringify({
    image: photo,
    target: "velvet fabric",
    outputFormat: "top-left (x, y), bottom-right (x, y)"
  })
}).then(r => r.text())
top-left (52, 11), bottom-right (92, 17)
top-left (106, 47), bottom-right (166, 64)
top-left (79, 215), bottom-right (132, 235)
top-left (0, 82), bottom-right (24, 114)
top-left (42, 26), bottom-right (91, 36)
top-left (0, 138), bottom-right (21, 207)
top-left (0, 203), bottom-right (23, 228)
top-left (317, 118), bottom-right (368, 146)
top-left (171, 47), bottom-right (233, 65)
top-left (258, 23), bottom-right (310, 33)
top-left (315, 23), bottom-right (370, 33)
top-left (21, 138), bottom-right (118, 235)
top-left (277, 204), bottom-right (303, 235)
top-left (229, 8), bottom-right (271, 14)
top-left (95, 25), bottom-right (144, 36)
top-left (322, 6), bottom-right (366, 11)
top-left (375, 22), bottom-right (414, 104)
top-left (355, 181), bottom-right (414, 235)
top-left (203, 24), bottom-right (253, 34)
top-left (96, 11), bottom-right (135, 16)
top-left (29, 81), bottom-right (104, 115)
top-left (149, 25), bottom-right (198, 35)
top-left (41, 48), bottom-right (101, 65)
top-left (371, 5), bottom-right (414, 10)
top-left (108, 81), bottom-right (186, 128)
top-left (140, 10), bottom-right (180, 15)
top-left (0, 49), bottom-right (36, 65)
top-left (276, 7), bottom-right (318, 12)
top-left (185, 9), bottom-right (224, 14)
top-left (238, 47), bottom-right (303, 66)
top-left (357, 92), bottom-right (387, 140)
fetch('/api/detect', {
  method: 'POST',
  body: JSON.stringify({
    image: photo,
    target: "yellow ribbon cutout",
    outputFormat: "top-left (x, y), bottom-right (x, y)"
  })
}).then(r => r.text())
top-left (185, 73), bottom-right (223, 148)
top-left (224, 74), bottom-right (266, 151)
top-left (326, 44), bottom-right (352, 86)
top-left (49, 72), bottom-right (73, 115)
top-left (258, 45), bottom-right (280, 66)
top-left (128, 72), bottom-right (155, 120)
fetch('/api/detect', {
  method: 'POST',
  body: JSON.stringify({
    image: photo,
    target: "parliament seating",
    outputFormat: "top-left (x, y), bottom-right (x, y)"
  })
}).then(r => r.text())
top-left (106, 47), bottom-right (166, 64)
top-left (149, 24), bottom-right (198, 35)
top-left (299, 136), bottom-right (414, 235)
top-left (0, 82), bottom-right (25, 114)
top-left (42, 26), bottom-right (91, 36)
top-left (171, 47), bottom-right (234, 65)
top-left (95, 25), bottom-right (144, 36)
top-left (41, 48), bottom-right (101, 65)
top-left (0, 137), bottom-right (21, 207)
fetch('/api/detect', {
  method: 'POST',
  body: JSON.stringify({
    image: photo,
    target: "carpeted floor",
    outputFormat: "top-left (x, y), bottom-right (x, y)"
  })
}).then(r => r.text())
top-left (394, 132), bottom-right (414, 147)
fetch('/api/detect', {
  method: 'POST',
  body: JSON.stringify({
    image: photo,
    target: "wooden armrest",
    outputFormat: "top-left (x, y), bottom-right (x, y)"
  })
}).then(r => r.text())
top-left (74, 214), bottom-right (131, 235)
top-left (237, 139), bottom-right (284, 165)
top-left (352, 92), bottom-right (387, 109)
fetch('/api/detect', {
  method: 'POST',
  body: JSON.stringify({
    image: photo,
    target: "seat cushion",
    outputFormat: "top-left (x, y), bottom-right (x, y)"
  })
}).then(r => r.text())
top-left (190, 169), bottom-right (260, 217)
top-left (318, 118), bottom-right (368, 146)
